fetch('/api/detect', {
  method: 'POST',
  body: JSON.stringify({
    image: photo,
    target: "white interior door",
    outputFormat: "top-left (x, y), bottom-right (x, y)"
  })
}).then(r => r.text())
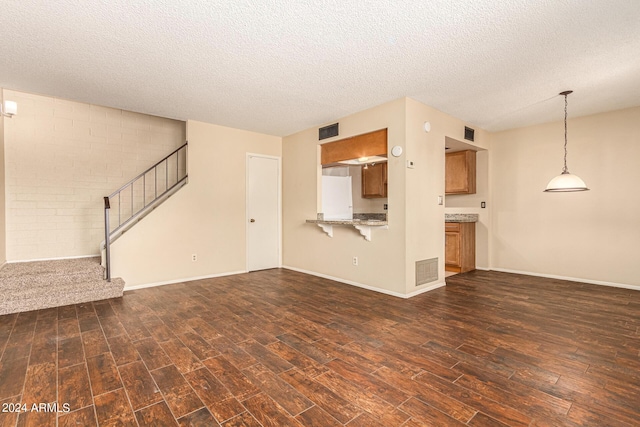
top-left (247, 155), bottom-right (280, 271)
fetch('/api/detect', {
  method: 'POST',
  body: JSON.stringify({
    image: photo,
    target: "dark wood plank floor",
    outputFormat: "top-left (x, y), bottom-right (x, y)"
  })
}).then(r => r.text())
top-left (1, 269), bottom-right (639, 426)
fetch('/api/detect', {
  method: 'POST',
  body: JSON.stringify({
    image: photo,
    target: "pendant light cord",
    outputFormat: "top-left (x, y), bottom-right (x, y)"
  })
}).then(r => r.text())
top-left (562, 93), bottom-right (569, 174)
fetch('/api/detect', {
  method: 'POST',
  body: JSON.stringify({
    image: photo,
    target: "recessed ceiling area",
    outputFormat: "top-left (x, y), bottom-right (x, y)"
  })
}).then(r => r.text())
top-left (1, 1), bottom-right (639, 136)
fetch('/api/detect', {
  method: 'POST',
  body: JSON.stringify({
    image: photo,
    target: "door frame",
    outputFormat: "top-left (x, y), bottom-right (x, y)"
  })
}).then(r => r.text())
top-left (245, 153), bottom-right (282, 272)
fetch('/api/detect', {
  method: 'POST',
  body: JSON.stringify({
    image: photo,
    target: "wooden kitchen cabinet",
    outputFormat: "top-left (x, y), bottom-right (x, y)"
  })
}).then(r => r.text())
top-left (445, 222), bottom-right (476, 273)
top-left (361, 162), bottom-right (387, 198)
top-left (321, 128), bottom-right (387, 165)
top-left (445, 150), bottom-right (476, 195)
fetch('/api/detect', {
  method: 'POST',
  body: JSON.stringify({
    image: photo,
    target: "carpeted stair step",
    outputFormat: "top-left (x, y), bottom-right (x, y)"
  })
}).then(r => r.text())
top-left (0, 257), bottom-right (125, 315)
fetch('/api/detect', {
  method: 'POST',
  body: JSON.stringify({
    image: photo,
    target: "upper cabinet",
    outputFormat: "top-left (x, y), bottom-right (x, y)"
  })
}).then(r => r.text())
top-left (321, 129), bottom-right (387, 165)
top-left (362, 162), bottom-right (387, 198)
top-left (445, 150), bottom-right (476, 195)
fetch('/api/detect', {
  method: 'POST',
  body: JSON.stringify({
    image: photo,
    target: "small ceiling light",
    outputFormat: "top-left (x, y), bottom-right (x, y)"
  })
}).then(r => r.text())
top-left (0, 100), bottom-right (17, 118)
top-left (544, 91), bottom-right (589, 192)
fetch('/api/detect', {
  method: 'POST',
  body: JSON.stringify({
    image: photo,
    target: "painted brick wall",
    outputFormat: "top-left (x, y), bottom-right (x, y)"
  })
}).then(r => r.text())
top-left (3, 89), bottom-right (185, 261)
top-left (0, 90), bottom-right (5, 264)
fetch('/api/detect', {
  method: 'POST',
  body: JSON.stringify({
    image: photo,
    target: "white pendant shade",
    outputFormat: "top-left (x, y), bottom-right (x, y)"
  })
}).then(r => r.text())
top-left (544, 172), bottom-right (589, 192)
top-left (544, 90), bottom-right (590, 193)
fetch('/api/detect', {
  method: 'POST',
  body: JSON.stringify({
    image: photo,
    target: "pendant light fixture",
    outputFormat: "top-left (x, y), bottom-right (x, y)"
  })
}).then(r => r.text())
top-left (544, 91), bottom-right (589, 192)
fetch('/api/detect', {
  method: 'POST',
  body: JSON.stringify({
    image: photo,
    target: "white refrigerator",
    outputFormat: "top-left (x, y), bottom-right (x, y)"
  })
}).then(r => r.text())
top-left (321, 175), bottom-right (353, 220)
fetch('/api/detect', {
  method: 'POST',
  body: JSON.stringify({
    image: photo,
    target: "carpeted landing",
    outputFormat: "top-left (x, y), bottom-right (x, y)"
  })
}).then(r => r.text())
top-left (0, 257), bottom-right (124, 315)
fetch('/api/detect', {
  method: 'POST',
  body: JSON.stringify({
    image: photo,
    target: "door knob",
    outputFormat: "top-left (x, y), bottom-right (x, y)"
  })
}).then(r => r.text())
top-left (250, 218), bottom-right (256, 223)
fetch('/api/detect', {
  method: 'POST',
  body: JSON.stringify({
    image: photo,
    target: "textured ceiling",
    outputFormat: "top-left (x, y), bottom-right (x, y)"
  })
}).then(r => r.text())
top-left (1, 0), bottom-right (639, 136)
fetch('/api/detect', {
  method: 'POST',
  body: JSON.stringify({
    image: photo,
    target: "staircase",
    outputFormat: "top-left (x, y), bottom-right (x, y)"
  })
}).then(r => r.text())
top-left (102, 142), bottom-right (188, 280)
top-left (0, 257), bottom-right (124, 315)
top-left (0, 143), bottom-right (188, 316)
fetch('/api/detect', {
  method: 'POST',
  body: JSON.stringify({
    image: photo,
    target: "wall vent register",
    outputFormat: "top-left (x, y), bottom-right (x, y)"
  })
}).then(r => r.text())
top-left (416, 258), bottom-right (438, 286)
top-left (464, 126), bottom-right (475, 142)
top-left (319, 123), bottom-right (339, 140)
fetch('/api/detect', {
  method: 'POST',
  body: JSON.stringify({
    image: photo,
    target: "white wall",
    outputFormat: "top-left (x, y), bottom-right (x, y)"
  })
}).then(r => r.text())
top-left (2, 89), bottom-right (185, 261)
top-left (111, 120), bottom-right (281, 287)
top-left (490, 106), bottom-right (640, 288)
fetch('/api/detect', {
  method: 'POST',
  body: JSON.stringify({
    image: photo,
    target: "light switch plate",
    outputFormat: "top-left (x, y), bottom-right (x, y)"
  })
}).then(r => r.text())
top-left (406, 160), bottom-right (415, 169)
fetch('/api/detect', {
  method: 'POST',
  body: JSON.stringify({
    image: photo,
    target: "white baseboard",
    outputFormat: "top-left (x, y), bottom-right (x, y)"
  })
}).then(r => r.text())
top-left (406, 281), bottom-right (447, 298)
top-left (124, 270), bottom-right (247, 291)
top-left (282, 265), bottom-right (445, 299)
top-left (7, 254), bottom-right (101, 263)
top-left (491, 268), bottom-right (640, 291)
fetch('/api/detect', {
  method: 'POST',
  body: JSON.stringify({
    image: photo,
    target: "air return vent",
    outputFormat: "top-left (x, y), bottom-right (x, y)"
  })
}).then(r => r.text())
top-left (464, 126), bottom-right (475, 142)
top-left (319, 123), bottom-right (339, 140)
top-left (416, 258), bottom-right (438, 286)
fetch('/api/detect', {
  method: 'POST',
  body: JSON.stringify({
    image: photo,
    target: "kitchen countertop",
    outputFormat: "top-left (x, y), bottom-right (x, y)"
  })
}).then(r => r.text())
top-left (307, 212), bottom-right (388, 226)
top-left (306, 213), bottom-right (388, 241)
top-left (445, 213), bottom-right (479, 223)
top-left (306, 218), bottom-right (388, 226)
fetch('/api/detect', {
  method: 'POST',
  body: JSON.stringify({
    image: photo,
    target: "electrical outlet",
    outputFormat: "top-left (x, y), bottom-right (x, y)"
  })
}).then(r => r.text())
top-left (191, 254), bottom-right (197, 262)
top-left (481, 201), bottom-right (486, 208)
top-left (352, 256), bottom-right (358, 266)
top-left (438, 195), bottom-right (443, 205)
top-left (383, 203), bottom-right (388, 210)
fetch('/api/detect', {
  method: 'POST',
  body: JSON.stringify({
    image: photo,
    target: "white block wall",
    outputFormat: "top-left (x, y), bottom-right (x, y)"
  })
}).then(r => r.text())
top-left (3, 89), bottom-right (185, 261)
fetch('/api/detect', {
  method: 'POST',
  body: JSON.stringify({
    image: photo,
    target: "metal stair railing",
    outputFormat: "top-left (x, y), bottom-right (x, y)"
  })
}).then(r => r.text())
top-left (103, 142), bottom-right (188, 281)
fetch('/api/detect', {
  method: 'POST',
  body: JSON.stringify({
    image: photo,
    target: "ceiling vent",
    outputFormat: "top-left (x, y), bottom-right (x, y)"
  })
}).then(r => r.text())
top-left (464, 126), bottom-right (475, 142)
top-left (319, 123), bottom-right (339, 140)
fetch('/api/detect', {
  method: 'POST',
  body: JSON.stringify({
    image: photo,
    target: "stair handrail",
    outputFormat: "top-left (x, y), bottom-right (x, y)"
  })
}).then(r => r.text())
top-left (103, 142), bottom-right (188, 281)
top-left (104, 197), bottom-right (111, 281)
top-left (108, 142), bottom-right (188, 199)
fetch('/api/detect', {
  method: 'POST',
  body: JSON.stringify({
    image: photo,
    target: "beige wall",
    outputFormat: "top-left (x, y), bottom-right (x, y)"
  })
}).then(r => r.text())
top-left (283, 97), bottom-right (488, 296)
top-left (283, 98), bottom-right (408, 295)
top-left (404, 98), bottom-right (490, 291)
top-left (0, 89), bottom-right (6, 264)
top-left (2, 86), bottom-right (633, 293)
top-left (490, 106), bottom-right (640, 288)
top-left (2, 89), bottom-right (185, 261)
top-left (111, 120), bottom-right (281, 287)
